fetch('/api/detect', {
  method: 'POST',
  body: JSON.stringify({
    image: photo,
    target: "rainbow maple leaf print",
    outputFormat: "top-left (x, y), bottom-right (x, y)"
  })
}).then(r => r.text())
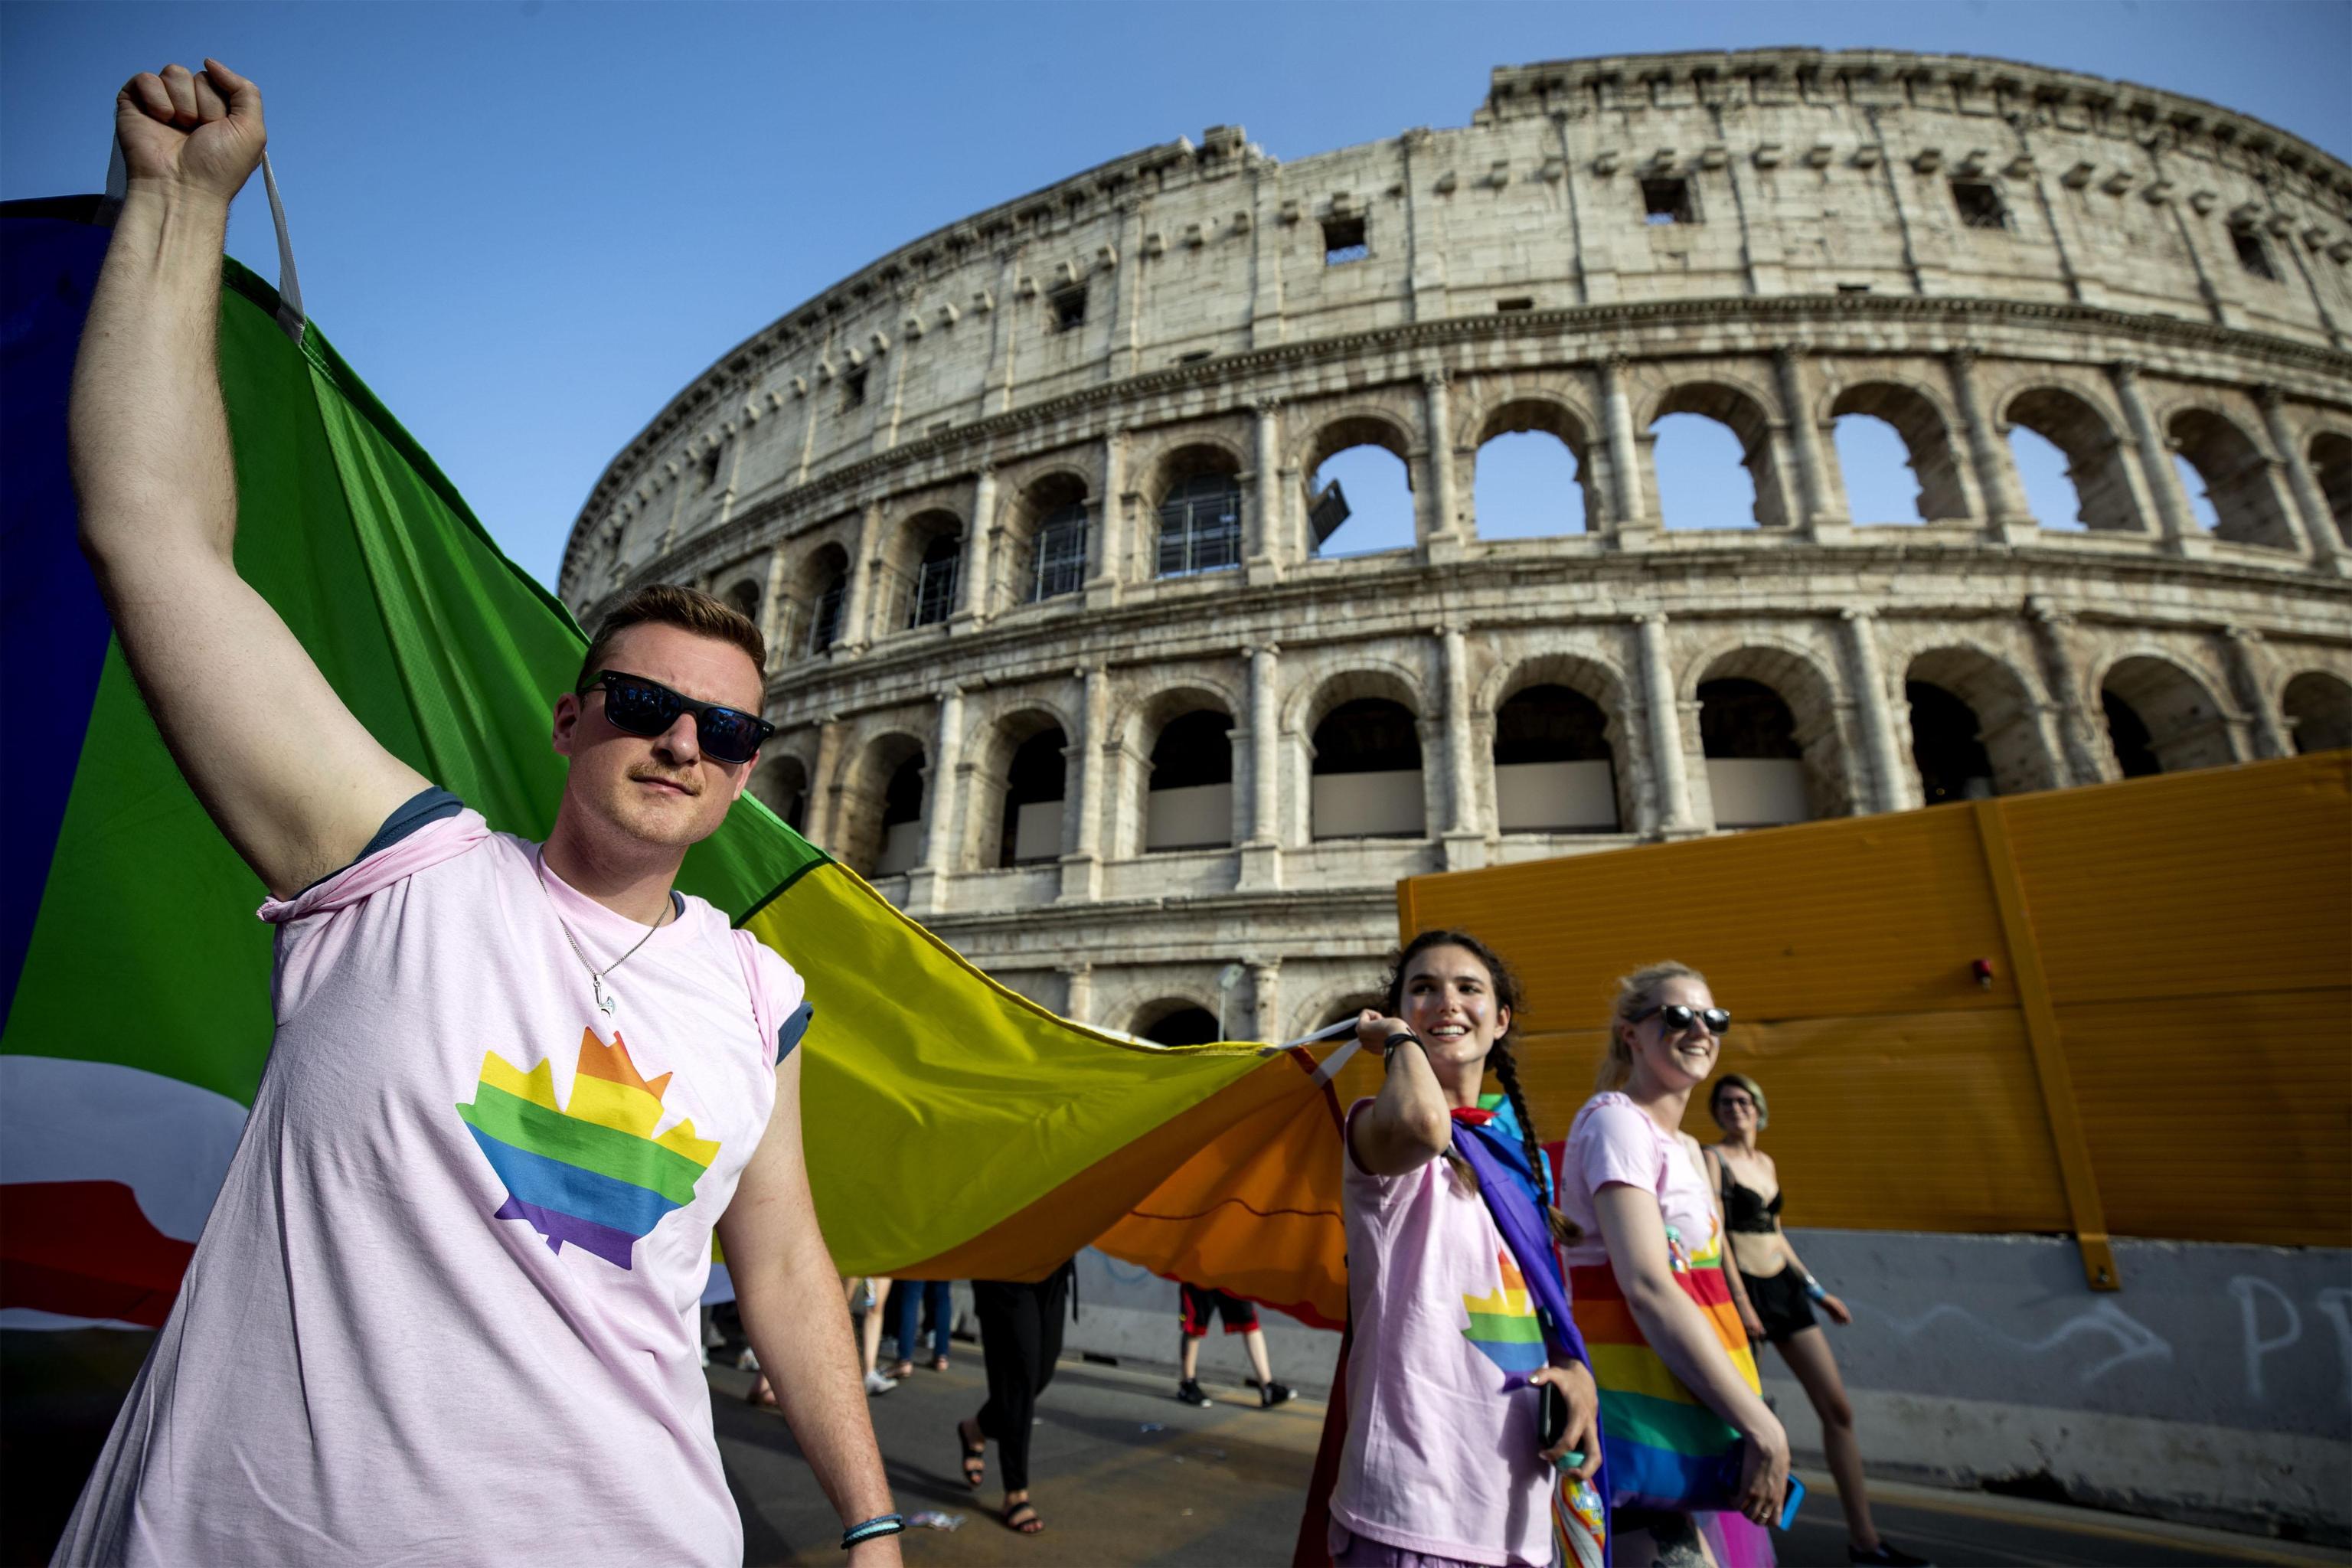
top-left (1461, 1246), bottom-right (1547, 1377)
top-left (456, 1029), bottom-right (721, 1270)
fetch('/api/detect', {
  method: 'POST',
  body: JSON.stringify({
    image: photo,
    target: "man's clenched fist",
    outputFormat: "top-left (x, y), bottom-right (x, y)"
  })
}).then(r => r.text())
top-left (117, 59), bottom-right (265, 204)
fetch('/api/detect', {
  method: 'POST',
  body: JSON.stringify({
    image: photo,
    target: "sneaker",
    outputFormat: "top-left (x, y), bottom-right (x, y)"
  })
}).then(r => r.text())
top-left (864, 1368), bottom-right (898, 1396)
top-left (1848, 1543), bottom-right (1932, 1567)
top-left (1174, 1379), bottom-right (1213, 1407)
top-left (1259, 1381), bottom-right (1295, 1409)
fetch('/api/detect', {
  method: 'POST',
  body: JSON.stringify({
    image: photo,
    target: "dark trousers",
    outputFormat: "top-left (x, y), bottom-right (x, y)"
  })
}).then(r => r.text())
top-left (972, 1266), bottom-right (1071, 1492)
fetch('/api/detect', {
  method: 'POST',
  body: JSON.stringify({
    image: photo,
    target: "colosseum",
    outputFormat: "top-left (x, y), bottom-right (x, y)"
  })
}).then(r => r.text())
top-left (561, 47), bottom-right (2352, 1044)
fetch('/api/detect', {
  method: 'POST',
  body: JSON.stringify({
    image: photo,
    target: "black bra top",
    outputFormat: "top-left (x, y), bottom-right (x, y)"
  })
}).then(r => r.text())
top-left (1719, 1164), bottom-right (1784, 1234)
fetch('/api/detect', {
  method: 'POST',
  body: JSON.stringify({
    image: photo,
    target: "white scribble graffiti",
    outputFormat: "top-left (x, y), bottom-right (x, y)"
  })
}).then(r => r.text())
top-left (2308, 1287), bottom-right (2351, 1412)
top-left (1870, 1300), bottom-right (2174, 1385)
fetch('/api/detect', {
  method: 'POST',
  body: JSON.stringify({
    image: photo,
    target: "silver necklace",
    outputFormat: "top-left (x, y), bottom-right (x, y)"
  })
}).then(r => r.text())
top-left (538, 851), bottom-right (668, 1019)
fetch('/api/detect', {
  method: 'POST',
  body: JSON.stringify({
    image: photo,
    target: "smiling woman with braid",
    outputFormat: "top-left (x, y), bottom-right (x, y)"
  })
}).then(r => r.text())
top-left (1326, 930), bottom-right (1600, 1568)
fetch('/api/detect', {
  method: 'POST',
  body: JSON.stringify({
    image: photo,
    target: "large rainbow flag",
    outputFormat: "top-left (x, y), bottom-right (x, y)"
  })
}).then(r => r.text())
top-left (0, 194), bottom-right (1330, 1330)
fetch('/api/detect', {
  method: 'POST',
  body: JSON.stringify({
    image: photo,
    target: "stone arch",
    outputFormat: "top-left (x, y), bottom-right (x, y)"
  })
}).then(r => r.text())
top-left (1003, 469), bottom-right (1093, 606)
top-left (1296, 666), bottom-right (1426, 842)
top-left (1690, 641), bottom-right (1854, 824)
top-left (1290, 985), bottom-right (1387, 1043)
top-left (1149, 443), bottom-right (1246, 578)
top-left (2282, 671), bottom-right (2352, 754)
top-left (1484, 652), bottom-right (1634, 833)
top-left (835, 730), bottom-right (927, 878)
top-left (1828, 380), bottom-right (1973, 523)
top-left (2166, 407), bottom-right (2296, 549)
top-left (1288, 660), bottom-right (1428, 740)
top-left (1465, 396), bottom-right (1601, 539)
top-left (878, 508), bottom-right (965, 633)
top-left (1132, 998), bottom-right (1223, 1046)
top-left (1903, 647), bottom-right (2060, 800)
top-left (1300, 409), bottom-right (1418, 557)
top-left (2097, 653), bottom-right (2236, 776)
top-left (720, 573), bottom-right (765, 628)
top-left (2308, 430), bottom-right (2352, 546)
top-left (751, 749), bottom-right (812, 834)
top-left (2000, 385), bottom-right (2143, 532)
top-left (1120, 681), bottom-right (1240, 857)
top-left (968, 704), bottom-right (1074, 869)
top-left (1138, 434), bottom-right (1250, 503)
top-left (1645, 378), bottom-right (1793, 530)
top-left (792, 541), bottom-right (851, 656)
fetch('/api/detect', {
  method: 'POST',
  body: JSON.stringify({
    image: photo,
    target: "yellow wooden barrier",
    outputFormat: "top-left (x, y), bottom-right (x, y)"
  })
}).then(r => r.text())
top-left (1395, 751), bottom-right (2352, 1286)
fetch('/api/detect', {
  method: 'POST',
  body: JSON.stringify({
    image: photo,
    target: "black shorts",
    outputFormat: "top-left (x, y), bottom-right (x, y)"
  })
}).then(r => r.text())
top-left (1178, 1283), bottom-right (1259, 1338)
top-left (1744, 1266), bottom-right (1818, 1343)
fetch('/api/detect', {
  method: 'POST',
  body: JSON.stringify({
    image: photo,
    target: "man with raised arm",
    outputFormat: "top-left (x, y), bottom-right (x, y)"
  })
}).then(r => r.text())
top-left (54, 60), bottom-right (902, 1566)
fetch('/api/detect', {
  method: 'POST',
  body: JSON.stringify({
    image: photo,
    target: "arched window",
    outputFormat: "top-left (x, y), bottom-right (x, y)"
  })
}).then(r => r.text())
top-left (1649, 384), bottom-right (1786, 531)
top-left (2283, 671), bottom-right (2352, 754)
top-left (1700, 678), bottom-right (1808, 827)
top-left (1146, 710), bottom-right (1234, 851)
top-left (2311, 433), bottom-right (2352, 546)
top-left (1493, 685), bottom-right (1618, 831)
top-left (2168, 410), bottom-right (2295, 548)
top-left (998, 727), bottom-right (1068, 866)
top-left (1156, 472), bottom-right (1243, 577)
top-left (725, 579), bottom-right (762, 626)
top-left (875, 754), bottom-right (926, 874)
top-left (1138, 1004), bottom-right (1222, 1046)
top-left (1310, 442), bottom-right (1414, 556)
top-left (910, 531), bottom-right (961, 627)
top-left (2005, 388), bottom-right (2140, 533)
top-left (799, 544), bottom-right (850, 655)
top-left (1830, 384), bottom-right (1973, 524)
top-left (1905, 682), bottom-right (1998, 803)
top-left (1310, 697), bottom-right (1423, 839)
top-left (755, 756), bottom-right (809, 834)
top-left (1474, 430), bottom-right (1587, 538)
top-left (1029, 503), bottom-right (1089, 603)
top-left (2102, 657), bottom-right (2233, 776)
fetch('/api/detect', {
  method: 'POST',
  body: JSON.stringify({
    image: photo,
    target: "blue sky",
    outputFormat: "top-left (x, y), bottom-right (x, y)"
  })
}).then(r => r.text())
top-left (6, 2), bottom-right (2344, 586)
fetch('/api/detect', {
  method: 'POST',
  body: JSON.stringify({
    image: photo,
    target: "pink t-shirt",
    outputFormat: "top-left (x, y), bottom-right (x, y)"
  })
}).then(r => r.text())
top-left (1331, 1101), bottom-right (1555, 1568)
top-left (55, 811), bottom-right (799, 1567)
top-left (1560, 1092), bottom-right (1723, 1269)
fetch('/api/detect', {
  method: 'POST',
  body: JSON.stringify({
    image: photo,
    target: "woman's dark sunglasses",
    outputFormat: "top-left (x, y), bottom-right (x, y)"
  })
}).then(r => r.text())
top-left (1635, 1002), bottom-right (1733, 1037)
top-left (579, 671), bottom-right (774, 764)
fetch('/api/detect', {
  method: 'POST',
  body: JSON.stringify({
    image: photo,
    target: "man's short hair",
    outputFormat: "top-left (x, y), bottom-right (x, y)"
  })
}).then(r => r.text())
top-left (575, 584), bottom-right (766, 694)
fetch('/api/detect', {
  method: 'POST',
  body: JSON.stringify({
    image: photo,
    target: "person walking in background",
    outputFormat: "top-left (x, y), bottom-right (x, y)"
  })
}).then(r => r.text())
top-left (1707, 1076), bottom-right (1931, 1568)
top-left (957, 1260), bottom-right (1076, 1536)
top-left (886, 1279), bottom-right (956, 1379)
top-left (1174, 1282), bottom-right (1294, 1408)
top-left (1560, 962), bottom-right (1788, 1566)
top-left (851, 1276), bottom-right (898, 1395)
top-left (1324, 930), bottom-right (1599, 1568)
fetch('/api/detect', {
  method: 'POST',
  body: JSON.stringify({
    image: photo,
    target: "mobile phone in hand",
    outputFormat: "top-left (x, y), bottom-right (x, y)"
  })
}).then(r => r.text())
top-left (1778, 1475), bottom-right (1806, 1530)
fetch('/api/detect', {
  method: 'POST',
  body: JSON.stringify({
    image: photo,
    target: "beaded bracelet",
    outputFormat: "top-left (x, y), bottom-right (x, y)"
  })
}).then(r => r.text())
top-left (841, 1513), bottom-right (905, 1550)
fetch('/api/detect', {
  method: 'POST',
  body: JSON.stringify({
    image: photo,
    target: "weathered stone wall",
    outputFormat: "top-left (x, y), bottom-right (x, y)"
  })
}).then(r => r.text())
top-left (559, 48), bottom-right (2352, 1047)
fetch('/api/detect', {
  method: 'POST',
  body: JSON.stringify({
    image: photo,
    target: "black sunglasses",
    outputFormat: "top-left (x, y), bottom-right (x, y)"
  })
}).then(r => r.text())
top-left (578, 671), bottom-right (774, 764)
top-left (1634, 1002), bottom-right (1733, 1037)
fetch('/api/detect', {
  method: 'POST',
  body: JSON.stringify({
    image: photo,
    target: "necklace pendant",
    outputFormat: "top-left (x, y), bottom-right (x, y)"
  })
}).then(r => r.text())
top-left (593, 976), bottom-right (616, 1018)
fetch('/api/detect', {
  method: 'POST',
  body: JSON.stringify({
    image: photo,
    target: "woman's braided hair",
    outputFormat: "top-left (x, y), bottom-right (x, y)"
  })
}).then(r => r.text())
top-left (1381, 929), bottom-right (1577, 1243)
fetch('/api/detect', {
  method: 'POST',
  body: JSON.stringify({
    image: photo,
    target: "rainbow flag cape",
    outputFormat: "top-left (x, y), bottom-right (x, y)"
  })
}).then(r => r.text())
top-left (0, 195), bottom-right (1291, 1328)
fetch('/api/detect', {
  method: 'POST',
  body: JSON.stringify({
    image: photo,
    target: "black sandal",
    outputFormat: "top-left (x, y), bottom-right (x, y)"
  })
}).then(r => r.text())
top-left (957, 1419), bottom-right (986, 1489)
top-left (1001, 1498), bottom-right (1043, 1535)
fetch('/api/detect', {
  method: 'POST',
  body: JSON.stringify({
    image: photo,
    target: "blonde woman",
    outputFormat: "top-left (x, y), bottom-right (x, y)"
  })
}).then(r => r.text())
top-left (1558, 962), bottom-right (1788, 1566)
top-left (1707, 1076), bottom-right (1928, 1568)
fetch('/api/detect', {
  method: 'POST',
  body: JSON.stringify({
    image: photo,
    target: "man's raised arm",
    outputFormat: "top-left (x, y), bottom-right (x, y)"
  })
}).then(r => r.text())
top-left (72, 60), bottom-right (426, 898)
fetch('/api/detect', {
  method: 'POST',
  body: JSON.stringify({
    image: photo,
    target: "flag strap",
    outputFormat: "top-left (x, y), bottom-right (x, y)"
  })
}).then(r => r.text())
top-left (103, 120), bottom-right (305, 346)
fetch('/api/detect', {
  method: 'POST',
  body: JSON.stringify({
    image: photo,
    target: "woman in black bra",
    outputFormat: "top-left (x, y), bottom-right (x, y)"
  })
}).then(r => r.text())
top-left (1707, 1074), bottom-right (1929, 1568)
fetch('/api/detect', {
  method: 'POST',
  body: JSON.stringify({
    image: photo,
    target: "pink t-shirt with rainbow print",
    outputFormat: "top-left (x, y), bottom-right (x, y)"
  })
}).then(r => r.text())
top-left (1331, 1099), bottom-right (1557, 1568)
top-left (55, 809), bottom-right (798, 1566)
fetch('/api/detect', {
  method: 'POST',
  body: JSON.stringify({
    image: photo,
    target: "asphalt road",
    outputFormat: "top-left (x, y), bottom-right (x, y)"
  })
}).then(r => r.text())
top-left (710, 1350), bottom-right (2349, 1568)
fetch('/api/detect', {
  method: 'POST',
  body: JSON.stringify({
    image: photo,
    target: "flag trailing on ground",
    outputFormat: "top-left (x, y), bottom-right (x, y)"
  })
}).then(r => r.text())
top-left (0, 197), bottom-right (1312, 1327)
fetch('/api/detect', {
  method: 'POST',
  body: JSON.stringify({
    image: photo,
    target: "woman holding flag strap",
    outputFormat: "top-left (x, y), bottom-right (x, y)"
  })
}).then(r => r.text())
top-left (1325, 930), bottom-right (1602, 1568)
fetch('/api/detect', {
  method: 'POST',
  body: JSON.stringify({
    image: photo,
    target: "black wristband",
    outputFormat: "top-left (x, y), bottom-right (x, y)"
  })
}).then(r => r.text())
top-left (841, 1513), bottom-right (904, 1550)
top-left (1382, 1031), bottom-right (1423, 1063)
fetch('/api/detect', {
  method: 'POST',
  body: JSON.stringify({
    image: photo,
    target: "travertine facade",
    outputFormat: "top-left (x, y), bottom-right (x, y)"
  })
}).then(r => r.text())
top-left (562, 49), bottom-right (2352, 1038)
